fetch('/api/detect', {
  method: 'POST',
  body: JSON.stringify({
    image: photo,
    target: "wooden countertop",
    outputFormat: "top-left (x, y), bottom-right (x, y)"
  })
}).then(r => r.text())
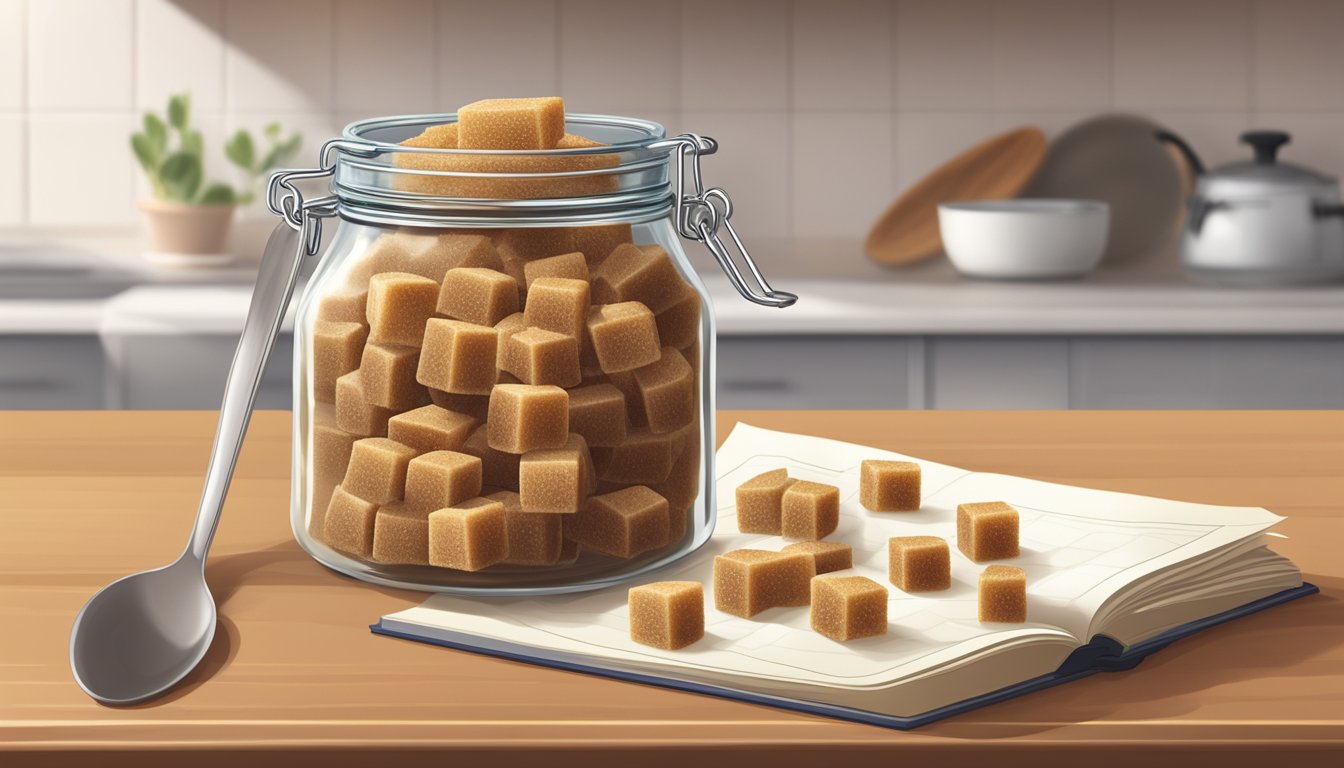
top-left (2, 410), bottom-right (1341, 766)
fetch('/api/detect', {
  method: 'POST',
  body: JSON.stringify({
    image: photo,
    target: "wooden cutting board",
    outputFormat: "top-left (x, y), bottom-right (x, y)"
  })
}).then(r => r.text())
top-left (866, 127), bottom-right (1047, 266)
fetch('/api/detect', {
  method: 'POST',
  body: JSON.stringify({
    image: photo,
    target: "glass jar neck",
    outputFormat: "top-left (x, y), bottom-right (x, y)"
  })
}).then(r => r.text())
top-left (329, 113), bottom-right (675, 228)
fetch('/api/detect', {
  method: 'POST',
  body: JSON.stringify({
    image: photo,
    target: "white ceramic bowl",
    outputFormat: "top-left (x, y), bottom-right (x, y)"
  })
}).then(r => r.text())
top-left (937, 200), bottom-right (1110, 280)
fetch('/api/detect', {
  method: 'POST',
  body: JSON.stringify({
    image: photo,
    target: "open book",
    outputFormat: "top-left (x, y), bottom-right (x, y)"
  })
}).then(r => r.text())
top-left (374, 423), bottom-right (1314, 728)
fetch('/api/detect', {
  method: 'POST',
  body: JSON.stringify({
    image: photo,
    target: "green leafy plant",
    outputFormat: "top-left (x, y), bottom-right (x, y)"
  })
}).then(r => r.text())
top-left (131, 93), bottom-right (302, 206)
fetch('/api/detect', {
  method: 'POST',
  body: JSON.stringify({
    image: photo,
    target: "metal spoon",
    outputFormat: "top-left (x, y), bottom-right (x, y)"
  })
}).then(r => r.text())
top-left (70, 222), bottom-right (309, 705)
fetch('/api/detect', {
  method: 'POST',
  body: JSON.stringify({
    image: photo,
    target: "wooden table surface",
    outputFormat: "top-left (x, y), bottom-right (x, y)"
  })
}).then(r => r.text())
top-left (2, 410), bottom-right (1341, 767)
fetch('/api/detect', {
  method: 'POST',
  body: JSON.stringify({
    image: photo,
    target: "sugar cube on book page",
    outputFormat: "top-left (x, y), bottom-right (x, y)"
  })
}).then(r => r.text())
top-left (378, 423), bottom-right (1294, 723)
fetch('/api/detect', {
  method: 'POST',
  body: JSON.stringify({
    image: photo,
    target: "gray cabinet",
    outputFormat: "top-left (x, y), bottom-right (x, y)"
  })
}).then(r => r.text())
top-left (0, 335), bottom-right (104, 409)
top-left (717, 334), bottom-right (1344, 410)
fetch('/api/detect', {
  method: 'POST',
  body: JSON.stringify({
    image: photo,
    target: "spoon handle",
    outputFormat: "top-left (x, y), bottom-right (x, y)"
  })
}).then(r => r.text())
top-left (185, 222), bottom-right (309, 564)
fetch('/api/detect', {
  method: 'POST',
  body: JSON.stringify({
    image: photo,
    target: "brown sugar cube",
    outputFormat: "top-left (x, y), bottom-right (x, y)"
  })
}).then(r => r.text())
top-left (318, 287), bottom-right (369, 325)
top-left (490, 491), bottom-right (564, 566)
top-left (350, 231), bottom-right (441, 283)
top-left (860, 460), bottom-right (921, 512)
top-left (461, 423), bottom-right (522, 490)
top-left (632, 347), bottom-right (694, 434)
top-left (486, 383), bottom-right (569, 454)
top-left (457, 96), bottom-right (565, 150)
top-left (629, 581), bottom-right (704, 650)
top-left (342, 437), bottom-right (418, 504)
top-left (979, 565), bottom-right (1027, 623)
top-left (567, 383), bottom-right (628, 448)
top-left (810, 576), bottom-right (888, 642)
top-left (782, 541), bottom-right (852, 575)
top-left (566, 485), bottom-right (669, 558)
top-left (371, 503), bottom-right (431, 565)
top-left (656, 291), bottom-right (701, 351)
top-left (322, 486), bottom-right (379, 559)
top-left (585, 302), bottom-right (661, 374)
top-left (493, 227), bottom-right (579, 265)
top-left (957, 501), bottom-right (1021, 562)
top-left (523, 251), bottom-right (588, 291)
top-left (404, 450), bottom-right (483, 515)
top-left (312, 321), bottom-right (367, 403)
top-left (735, 468), bottom-right (798, 535)
top-left (310, 405), bottom-right (358, 538)
top-left (428, 497), bottom-right (507, 571)
top-left (404, 234), bottom-right (503, 282)
top-left (430, 388), bottom-right (490, 420)
top-left (556, 537), bottom-right (581, 564)
top-left (387, 404), bottom-right (476, 454)
top-left (394, 131), bottom-right (616, 200)
top-left (780, 481), bottom-right (841, 541)
top-left (650, 430), bottom-right (700, 513)
top-left (501, 327), bottom-right (581, 387)
top-left (359, 343), bottom-right (427, 410)
top-left (713, 549), bottom-right (815, 618)
top-left (524, 277), bottom-right (590, 340)
top-left (401, 121), bottom-right (458, 149)
top-left (366, 272), bottom-right (439, 347)
top-left (888, 536), bottom-right (951, 592)
top-left (573, 222), bottom-right (633, 269)
top-left (603, 369), bottom-right (646, 427)
top-left (417, 319), bottom-right (498, 395)
top-left (335, 371), bottom-right (396, 437)
top-left (437, 267), bottom-right (519, 327)
top-left (591, 243), bottom-right (688, 314)
top-left (600, 427), bottom-right (680, 484)
top-left (493, 311), bottom-right (528, 367)
top-left (518, 435), bottom-right (589, 514)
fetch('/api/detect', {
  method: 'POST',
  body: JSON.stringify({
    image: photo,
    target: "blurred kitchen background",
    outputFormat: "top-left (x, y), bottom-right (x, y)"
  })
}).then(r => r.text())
top-left (2, 0), bottom-right (1343, 410)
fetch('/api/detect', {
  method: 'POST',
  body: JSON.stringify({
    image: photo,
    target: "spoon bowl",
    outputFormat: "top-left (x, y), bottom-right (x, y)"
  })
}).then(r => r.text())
top-left (70, 559), bottom-right (216, 705)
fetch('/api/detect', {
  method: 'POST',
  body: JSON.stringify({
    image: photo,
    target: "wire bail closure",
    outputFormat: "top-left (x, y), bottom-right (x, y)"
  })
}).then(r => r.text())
top-left (266, 128), bottom-right (797, 309)
top-left (651, 134), bottom-right (797, 308)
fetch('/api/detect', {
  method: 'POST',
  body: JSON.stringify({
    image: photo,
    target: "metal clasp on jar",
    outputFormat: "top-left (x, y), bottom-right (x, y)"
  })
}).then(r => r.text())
top-left (651, 134), bottom-right (797, 308)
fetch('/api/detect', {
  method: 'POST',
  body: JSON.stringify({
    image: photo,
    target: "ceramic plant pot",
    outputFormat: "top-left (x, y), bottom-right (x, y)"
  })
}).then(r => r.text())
top-left (137, 199), bottom-right (236, 255)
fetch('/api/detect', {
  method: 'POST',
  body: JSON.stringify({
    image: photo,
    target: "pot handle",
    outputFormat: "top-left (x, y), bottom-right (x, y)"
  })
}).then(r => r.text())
top-left (1155, 129), bottom-right (1207, 177)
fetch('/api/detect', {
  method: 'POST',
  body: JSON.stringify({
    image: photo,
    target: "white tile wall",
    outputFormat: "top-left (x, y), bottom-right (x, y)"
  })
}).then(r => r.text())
top-left (1253, 0), bottom-right (1344, 112)
top-left (334, 0), bottom-right (435, 114)
top-left (681, 0), bottom-right (789, 113)
top-left (28, 0), bottom-right (134, 111)
top-left (437, 0), bottom-right (558, 109)
top-left (4, 0), bottom-right (1344, 236)
top-left (28, 114), bottom-right (137, 226)
top-left (0, 117), bottom-right (23, 225)
top-left (560, 0), bottom-right (679, 115)
top-left (991, 0), bottom-right (1111, 111)
top-left (225, 0), bottom-right (333, 113)
top-left (137, 0), bottom-right (225, 113)
top-left (1113, 0), bottom-right (1252, 112)
top-left (792, 113), bottom-right (894, 238)
top-left (792, 0), bottom-right (893, 112)
top-left (894, 0), bottom-right (993, 111)
top-left (0, 0), bottom-right (24, 110)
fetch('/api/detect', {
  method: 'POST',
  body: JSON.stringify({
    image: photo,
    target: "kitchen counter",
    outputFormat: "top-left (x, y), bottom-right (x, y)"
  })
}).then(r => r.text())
top-left (4, 236), bottom-right (1344, 336)
top-left (2, 410), bottom-right (1341, 766)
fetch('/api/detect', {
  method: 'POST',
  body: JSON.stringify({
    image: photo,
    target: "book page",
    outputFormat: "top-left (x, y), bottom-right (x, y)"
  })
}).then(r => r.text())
top-left (384, 423), bottom-right (1283, 689)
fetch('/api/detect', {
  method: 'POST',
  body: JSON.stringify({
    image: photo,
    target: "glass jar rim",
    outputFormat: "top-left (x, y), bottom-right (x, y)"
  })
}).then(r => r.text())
top-left (327, 113), bottom-right (677, 228)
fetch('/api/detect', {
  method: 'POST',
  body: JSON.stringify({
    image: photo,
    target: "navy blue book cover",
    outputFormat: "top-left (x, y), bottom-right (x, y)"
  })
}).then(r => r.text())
top-left (371, 582), bottom-right (1317, 730)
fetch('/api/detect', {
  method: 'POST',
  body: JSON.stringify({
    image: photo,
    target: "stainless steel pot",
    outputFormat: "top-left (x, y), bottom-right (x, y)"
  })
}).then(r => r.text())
top-left (1158, 130), bottom-right (1344, 285)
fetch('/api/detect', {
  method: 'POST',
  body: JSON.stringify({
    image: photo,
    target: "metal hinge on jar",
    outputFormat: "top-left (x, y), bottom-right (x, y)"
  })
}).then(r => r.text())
top-left (651, 135), bottom-right (797, 308)
top-left (266, 139), bottom-right (370, 255)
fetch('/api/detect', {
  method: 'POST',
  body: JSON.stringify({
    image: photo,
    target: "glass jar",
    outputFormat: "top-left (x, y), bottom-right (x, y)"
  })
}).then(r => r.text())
top-left (271, 113), bottom-right (795, 595)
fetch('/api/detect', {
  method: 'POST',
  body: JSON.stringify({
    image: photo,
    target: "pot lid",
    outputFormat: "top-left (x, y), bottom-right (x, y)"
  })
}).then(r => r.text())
top-left (1204, 130), bottom-right (1337, 190)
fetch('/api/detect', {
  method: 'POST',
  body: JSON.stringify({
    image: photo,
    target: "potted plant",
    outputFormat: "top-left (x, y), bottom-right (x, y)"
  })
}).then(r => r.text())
top-left (132, 93), bottom-right (301, 257)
